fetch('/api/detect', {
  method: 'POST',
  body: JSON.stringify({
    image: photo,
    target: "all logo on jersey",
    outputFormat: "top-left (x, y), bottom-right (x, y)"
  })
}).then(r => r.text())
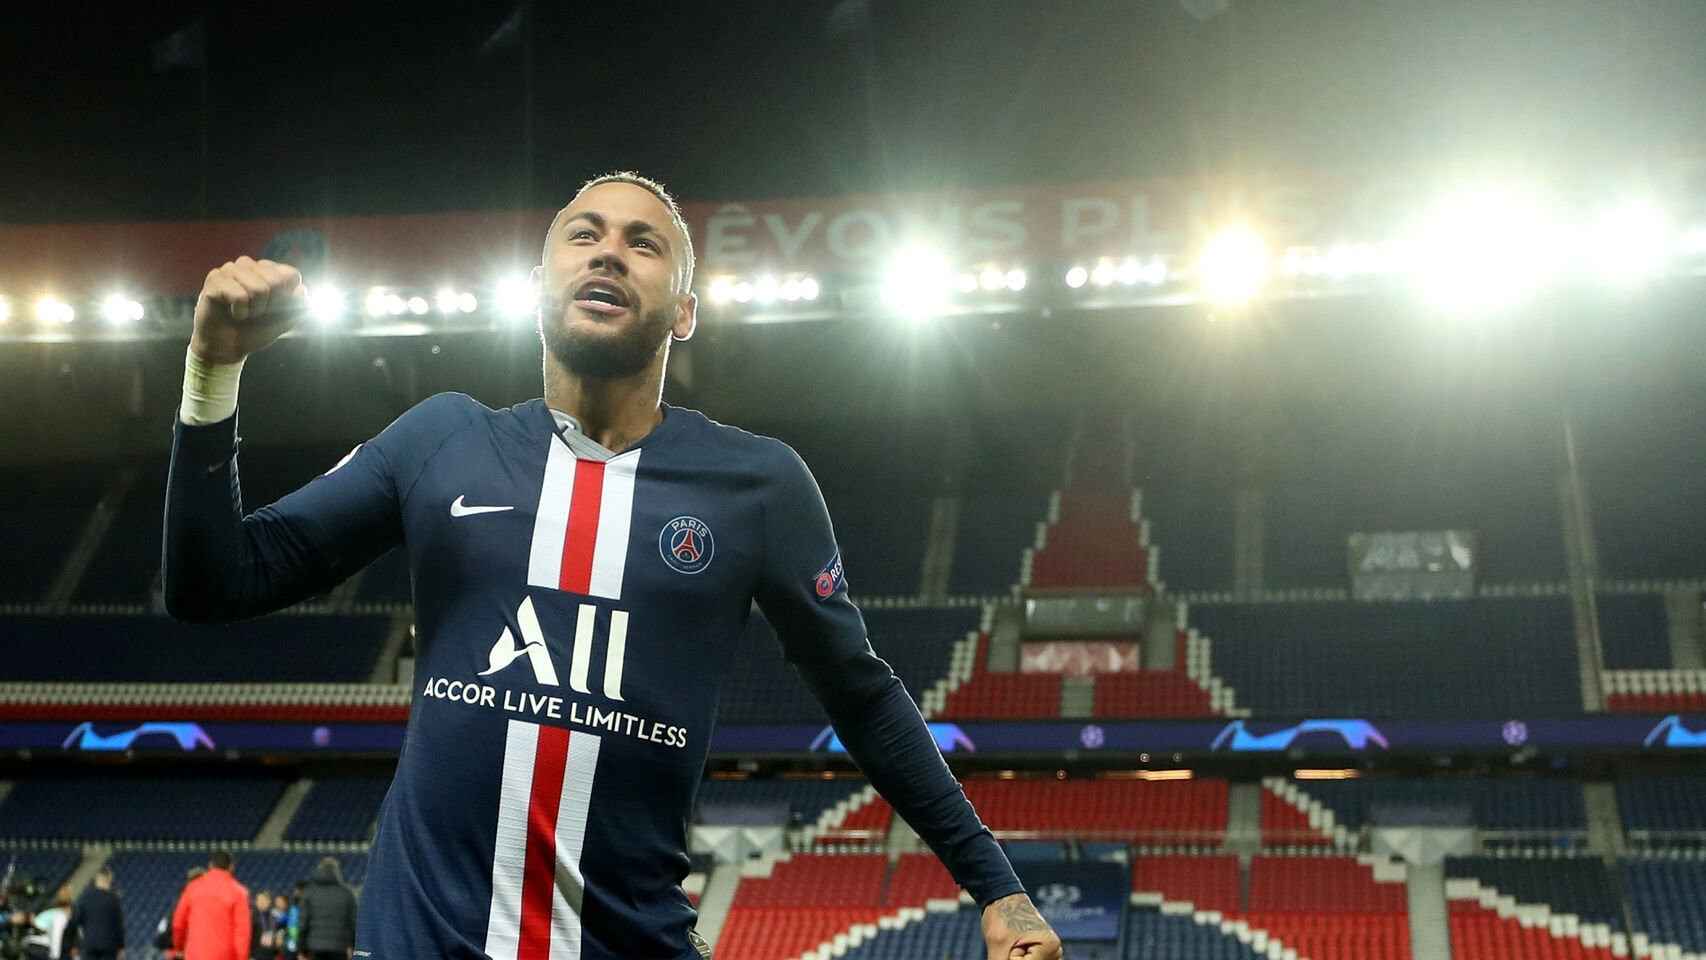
top-left (479, 596), bottom-right (628, 700)
top-left (658, 516), bottom-right (715, 575)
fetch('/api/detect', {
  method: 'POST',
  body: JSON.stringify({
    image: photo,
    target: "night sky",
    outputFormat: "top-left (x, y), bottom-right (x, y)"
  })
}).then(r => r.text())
top-left (6, 1), bottom-right (1706, 222)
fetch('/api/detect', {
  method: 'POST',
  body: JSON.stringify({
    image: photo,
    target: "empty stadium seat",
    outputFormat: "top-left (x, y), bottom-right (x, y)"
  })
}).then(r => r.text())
top-left (0, 774), bottom-right (287, 842)
top-left (1131, 855), bottom-right (1240, 914)
top-left (285, 775), bottom-right (392, 842)
top-left (1622, 858), bottom-right (1706, 954)
top-left (1189, 598), bottom-right (1581, 717)
top-left (960, 777), bottom-right (1227, 842)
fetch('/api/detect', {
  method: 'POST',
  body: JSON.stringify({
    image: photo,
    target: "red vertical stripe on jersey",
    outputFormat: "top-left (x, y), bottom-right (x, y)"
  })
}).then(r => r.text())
top-left (558, 459), bottom-right (607, 594)
top-left (517, 724), bottom-right (571, 960)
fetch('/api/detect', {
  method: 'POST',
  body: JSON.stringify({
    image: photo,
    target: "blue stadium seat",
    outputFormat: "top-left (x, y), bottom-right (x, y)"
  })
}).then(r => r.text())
top-left (1616, 777), bottom-right (1706, 835)
top-left (693, 778), bottom-right (868, 827)
top-left (1125, 907), bottom-right (1265, 959)
top-left (0, 775), bottom-right (287, 842)
top-left (864, 606), bottom-right (977, 699)
top-left (1189, 598), bottom-right (1580, 717)
top-left (76, 461), bottom-right (169, 603)
top-left (1597, 593), bottom-right (1672, 669)
top-left (0, 614), bottom-right (389, 682)
top-left (1446, 856), bottom-right (1621, 927)
top-left (949, 495), bottom-right (1039, 595)
top-left (1622, 858), bottom-right (1706, 954)
top-left (0, 849), bottom-right (82, 899)
top-left (285, 776), bottom-right (392, 842)
top-left (837, 907), bottom-right (984, 959)
top-left (0, 464), bottom-right (109, 602)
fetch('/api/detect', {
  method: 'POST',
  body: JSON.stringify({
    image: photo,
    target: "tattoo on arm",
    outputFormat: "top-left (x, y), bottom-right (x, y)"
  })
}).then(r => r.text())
top-left (996, 896), bottom-right (1048, 934)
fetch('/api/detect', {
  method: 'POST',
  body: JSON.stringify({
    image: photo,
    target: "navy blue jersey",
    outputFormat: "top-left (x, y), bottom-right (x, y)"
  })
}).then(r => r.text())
top-left (163, 394), bottom-right (1021, 960)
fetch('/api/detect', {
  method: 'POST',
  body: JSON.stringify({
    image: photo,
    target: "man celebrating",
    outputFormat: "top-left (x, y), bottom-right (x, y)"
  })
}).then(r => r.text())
top-left (163, 172), bottom-right (1061, 960)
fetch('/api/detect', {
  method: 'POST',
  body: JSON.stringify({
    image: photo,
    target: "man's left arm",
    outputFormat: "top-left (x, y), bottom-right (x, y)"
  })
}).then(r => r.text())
top-left (753, 444), bottom-right (1061, 960)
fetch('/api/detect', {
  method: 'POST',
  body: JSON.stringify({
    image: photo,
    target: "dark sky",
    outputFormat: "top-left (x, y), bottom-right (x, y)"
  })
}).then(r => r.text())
top-left (6, 0), bottom-right (1705, 223)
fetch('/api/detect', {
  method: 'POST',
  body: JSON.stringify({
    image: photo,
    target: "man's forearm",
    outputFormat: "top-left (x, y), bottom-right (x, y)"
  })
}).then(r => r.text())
top-left (824, 676), bottom-right (1024, 908)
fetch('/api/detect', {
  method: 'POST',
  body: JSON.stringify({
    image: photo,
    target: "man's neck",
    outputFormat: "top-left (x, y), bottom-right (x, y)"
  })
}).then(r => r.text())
top-left (542, 357), bottom-right (666, 454)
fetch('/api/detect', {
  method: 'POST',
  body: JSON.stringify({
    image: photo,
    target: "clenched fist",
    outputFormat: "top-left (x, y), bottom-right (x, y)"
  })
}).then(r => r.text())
top-left (191, 256), bottom-right (305, 365)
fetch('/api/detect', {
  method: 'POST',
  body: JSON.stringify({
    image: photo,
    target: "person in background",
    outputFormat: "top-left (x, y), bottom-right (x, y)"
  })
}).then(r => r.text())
top-left (248, 889), bottom-right (273, 960)
top-left (71, 866), bottom-right (125, 960)
top-left (22, 885), bottom-right (73, 959)
top-left (282, 884), bottom-right (302, 959)
top-left (172, 851), bottom-right (249, 960)
top-left (267, 894), bottom-right (287, 960)
top-left (295, 858), bottom-right (356, 960)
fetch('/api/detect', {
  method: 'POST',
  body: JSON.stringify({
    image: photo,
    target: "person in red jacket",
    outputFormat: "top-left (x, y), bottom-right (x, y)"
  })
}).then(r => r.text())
top-left (172, 850), bottom-right (251, 960)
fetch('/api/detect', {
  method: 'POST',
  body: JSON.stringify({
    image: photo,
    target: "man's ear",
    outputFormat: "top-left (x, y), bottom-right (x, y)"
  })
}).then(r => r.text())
top-left (671, 292), bottom-right (698, 342)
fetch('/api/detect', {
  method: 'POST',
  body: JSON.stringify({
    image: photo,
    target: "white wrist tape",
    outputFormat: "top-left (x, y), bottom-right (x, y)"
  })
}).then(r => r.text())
top-left (179, 345), bottom-right (245, 426)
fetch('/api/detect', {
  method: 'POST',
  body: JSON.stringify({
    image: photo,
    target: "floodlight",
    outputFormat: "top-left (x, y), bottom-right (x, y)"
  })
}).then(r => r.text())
top-left (799, 277), bottom-right (820, 301)
top-left (1064, 265), bottom-right (1089, 289)
top-left (1197, 225), bottom-right (1270, 306)
top-left (34, 295), bottom-right (74, 325)
top-left (1590, 201), bottom-right (1669, 289)
top-left (100, 294), bottom-right (144, 326)
top-left (1005, 268), bottom-right (1027, 292)
top-left (878, 246), bottom-right (954, 322)
top-left (494, 274), bottom-right (536, 318)
top-left (1407, 187), bottom-right (1561, 312)
top-left (307, 286), bottom-right (347, 324)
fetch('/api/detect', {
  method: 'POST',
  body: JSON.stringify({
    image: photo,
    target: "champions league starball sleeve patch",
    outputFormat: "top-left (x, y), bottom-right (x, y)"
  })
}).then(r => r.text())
top-left (812, 551), bottom-right (846, 600)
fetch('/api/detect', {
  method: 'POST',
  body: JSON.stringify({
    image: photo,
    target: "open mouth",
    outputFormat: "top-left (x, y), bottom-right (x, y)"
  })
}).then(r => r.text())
top-left (573, 278), bottom-right (632, 314)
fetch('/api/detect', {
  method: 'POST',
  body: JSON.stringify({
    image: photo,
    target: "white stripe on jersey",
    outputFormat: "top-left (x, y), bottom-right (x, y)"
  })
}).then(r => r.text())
top-left (527, 439), bottom-right (576, 590)
top-left (485, 719), bottom-right (539, 960)
top-left (549, 732), bottom-right (601, 959)
top-left (587, 451), bottom-right (640, 600)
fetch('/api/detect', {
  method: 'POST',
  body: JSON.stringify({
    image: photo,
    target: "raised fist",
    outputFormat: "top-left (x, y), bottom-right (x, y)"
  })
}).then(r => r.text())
top-left (191, 255), bottom-right (305, 365)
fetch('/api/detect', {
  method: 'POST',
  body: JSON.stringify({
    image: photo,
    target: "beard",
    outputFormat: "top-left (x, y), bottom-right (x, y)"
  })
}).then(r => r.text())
top-left (539, 295), bottom-right (674, 379)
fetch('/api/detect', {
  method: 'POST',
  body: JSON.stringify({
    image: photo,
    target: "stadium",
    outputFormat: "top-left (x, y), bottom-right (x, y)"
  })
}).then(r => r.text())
top-left (3, 3), bottom-right (1706, 959)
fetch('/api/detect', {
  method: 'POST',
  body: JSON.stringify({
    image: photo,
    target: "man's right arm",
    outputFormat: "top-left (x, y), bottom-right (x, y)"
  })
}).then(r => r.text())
top-left (162, 256), bottom-right (406, 623)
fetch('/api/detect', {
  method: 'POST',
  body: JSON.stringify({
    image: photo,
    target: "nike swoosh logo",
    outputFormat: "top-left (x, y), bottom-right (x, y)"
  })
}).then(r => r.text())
top-left (450, 495), bottom-right (514, 518)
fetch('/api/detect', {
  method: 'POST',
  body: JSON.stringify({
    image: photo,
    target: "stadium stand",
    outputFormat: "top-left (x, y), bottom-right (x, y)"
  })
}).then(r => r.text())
top-left (1446, 857), bottom-right (1623, 929)
top-left (1447, 901), bottom-right (1620, 960)
top-left (1603, 669), bottom-right (1706, 714)
top-left (883, 852), bottom-right (961, 905)
top-left (1616, 777), bottom-right (1706, 838)
top-left (0, 774), bottom-right (287, 842)
top-left (1024, 491), bottom-right (1152, 592)
top-left (694, 777), bottom-right (870, 829)
top-left (0, 463), bottom-right (110, 603)
top-left (1188, 598), bottom-right (1581, 717)
top-left (284, 775), bottom-right (392, 843)
top-left (0, 849), bottom-right (81, 899)
top-left (109, 850), bottom-right (368, 957)
top-left (836, 907), bottom-right (984, 959)
top-left (1244, 856), bottom-right (1411, 960)
top-left (1597, 593), bottom-right (1674, 670)
top-left (0, 615), bottom-right (391, 683)
top-left (1276, 777), bottom-right (1588, 839)
top-left (1622, 857), bottom-right (1706, 955)
top-left (1262, 434), bottom-right (1567, 588)
top-left (864, 606), bottom-right (979, 700)
top-left (715, 854), bottom-right (891, 960)
top-left (711, 612), bottom-right (831, 725)
top-left (1131, 854), bottom-right (1241, 915)
top-left (959, 777), bottom-right (1227, 843)
top-left (949, 494), bottom-right (1042, 595)
top-left (74, 461), bottom-right (169, 604)
top-left (1123, 908), bottom-right (1267, 960)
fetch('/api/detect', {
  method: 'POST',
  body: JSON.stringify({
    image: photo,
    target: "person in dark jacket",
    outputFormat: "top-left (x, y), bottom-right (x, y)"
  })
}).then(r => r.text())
top-left (295, 858), bottom-right (356, 960)
top-left (71, 866), bottom-right (125, 960)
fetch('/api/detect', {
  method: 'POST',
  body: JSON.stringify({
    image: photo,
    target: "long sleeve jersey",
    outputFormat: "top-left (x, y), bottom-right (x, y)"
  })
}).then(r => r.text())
top-left (162, 392), bottom-right (1022, 960)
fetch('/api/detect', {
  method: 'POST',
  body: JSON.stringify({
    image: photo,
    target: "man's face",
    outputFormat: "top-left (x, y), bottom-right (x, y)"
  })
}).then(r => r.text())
top-left (537, 182), bottom-right (695, 379)
top-left (255, 892), bottom-right (269, 910)
top-left (273, 895), bottom-right (287, 911)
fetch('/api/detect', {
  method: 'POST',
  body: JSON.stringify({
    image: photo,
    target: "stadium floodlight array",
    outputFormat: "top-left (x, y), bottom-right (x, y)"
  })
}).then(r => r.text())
top-left (99, 294), bottom-right (145, 327)
top-left (705, 272), bottom-right (822, 308)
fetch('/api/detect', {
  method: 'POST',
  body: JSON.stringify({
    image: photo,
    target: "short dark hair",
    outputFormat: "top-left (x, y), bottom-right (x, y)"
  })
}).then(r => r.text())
top-left (208, 850), bottom-right (232, 870)
top-left (546, 171), bottom-right (696, 295)
top-left (317, 856), bottom-right (343, 882)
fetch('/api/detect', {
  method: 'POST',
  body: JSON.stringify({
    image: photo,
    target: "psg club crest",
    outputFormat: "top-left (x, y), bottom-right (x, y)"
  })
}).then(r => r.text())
top-left (659, 516), bottom-right (715, 575)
